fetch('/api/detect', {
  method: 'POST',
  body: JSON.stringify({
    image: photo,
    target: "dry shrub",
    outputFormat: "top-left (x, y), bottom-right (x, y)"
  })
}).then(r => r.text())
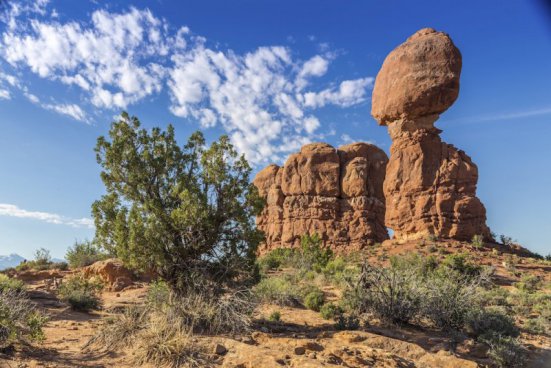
top-left (166, 289), bottom-right (254, 335)
top-left (355, 260), bottom-right (424, 325)
top-left (422, 267), bottom-right (491, 331)
top-left (85, 305), bottom-right (148, 350)
top-left (0, 289), bottom-right (47, 348)
top-left (134, 315), bottom-right (208, 368)
top-left (485, 336), bottom-right (526, 368)
top-left (87, 284), bottom-right (253, 367)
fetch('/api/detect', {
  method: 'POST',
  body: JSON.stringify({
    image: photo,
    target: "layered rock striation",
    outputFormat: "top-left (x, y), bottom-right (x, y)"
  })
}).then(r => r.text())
top-left (254, 142), bottom-right (389, 252)
top-left (371, 28), bottom-right (491, 241)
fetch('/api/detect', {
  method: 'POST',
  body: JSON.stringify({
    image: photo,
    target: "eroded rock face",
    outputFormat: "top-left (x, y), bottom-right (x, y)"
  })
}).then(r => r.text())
top-left (371, 28), bottom-right (491, 241)
top-left (254, 142), bottom-right (389, 252)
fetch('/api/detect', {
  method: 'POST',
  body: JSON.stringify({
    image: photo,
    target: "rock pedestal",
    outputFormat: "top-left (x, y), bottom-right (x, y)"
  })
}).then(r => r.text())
top-left (371, 28), bottom-right (491, 241)
top-left (254, 142), bottom-right (389, 252)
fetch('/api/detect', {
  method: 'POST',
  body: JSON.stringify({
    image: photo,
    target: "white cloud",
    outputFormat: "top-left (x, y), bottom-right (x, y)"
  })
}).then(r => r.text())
top-left (2, 6), bottom-right (172, 109)
top-left (1, 2), bottom-right (374, 165)
top-left (0, 203), bottom-right (94, 228)
top-left (340, 133), bottom-right (355, 145)
top-left (42, 103), bottom-right (87, 122)
top-left (301, 78), bottom-right (374, 108)
top-left (0, 89), bottom-right (10, 100)
top-left (25, 92), bottom-right (40, 104)
top-left (296, 55), bottom-right (329, 90)
top-left (168, 46), bottom-right (372, 164)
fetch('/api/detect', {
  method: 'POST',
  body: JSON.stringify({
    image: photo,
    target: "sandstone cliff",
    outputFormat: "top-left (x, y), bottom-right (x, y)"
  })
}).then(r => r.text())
top-left (371, 28), bottom-right (491, 241)
top-left (254, 142), bottom-right (389, 252)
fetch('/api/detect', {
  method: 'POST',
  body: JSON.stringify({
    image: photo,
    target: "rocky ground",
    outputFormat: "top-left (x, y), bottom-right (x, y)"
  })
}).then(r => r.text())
top-left (1, 241), bottom-right (550, 368)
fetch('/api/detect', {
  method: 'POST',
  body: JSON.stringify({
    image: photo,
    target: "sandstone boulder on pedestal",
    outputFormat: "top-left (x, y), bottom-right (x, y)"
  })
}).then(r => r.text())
top-left (254, 142), bottom-right (388, 253)
top-left (371, 28), bottom-right (491, 241)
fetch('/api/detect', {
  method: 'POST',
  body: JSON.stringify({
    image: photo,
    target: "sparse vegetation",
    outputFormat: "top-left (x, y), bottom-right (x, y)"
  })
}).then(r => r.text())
top-left (57, 275), bottom-right (103, 311)
top-left (320, 303), bottom-right (343, 320)
top-left (268, 311), bottom-right (281, 322)
top-left (0, 289), bottom-right (47, 348)
top-left (500, 235), bottom-right (515, 247)
top-left (515, 274), bottom-right (542, 293)
top-left (15, 247), bottom-right (68, 271)
top-left (354, 255), bottom-right (426, 325)
top-left (303, 289), bottom-right (325, 311)
top-left (471, 234), bottom-right (484, 249)
top-left (485, 335), bottom-right (526, 368)
top-left (441, 252), bottom-right (482, 278)
top-left (253, 276), bottom-right (300, 306)
top-left (464, 308), bottom-right (519, 340)
top-left (88, 283), bottom-right (253, 367)
top-left (335, 314), bottom-right (360, 330)
top-left (0, 274), bottom-right (26, 293)
top-left (66, 240), bottom-right (109, 268)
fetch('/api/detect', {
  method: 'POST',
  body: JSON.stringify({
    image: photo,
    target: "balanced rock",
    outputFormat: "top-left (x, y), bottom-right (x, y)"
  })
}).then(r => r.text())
top-left (254, 142), bottom-right (388, 252)
top-left (371, 28), bottom-right (491, 241)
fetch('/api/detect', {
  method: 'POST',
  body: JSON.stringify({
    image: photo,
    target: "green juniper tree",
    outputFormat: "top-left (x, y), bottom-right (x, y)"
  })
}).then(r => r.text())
top-left (92, 113), bottom-right (264, 294)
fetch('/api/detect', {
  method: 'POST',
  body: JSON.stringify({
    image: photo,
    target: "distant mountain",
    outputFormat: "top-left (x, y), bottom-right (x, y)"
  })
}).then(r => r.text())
top-left (0, 253), bottom-right (25, 270)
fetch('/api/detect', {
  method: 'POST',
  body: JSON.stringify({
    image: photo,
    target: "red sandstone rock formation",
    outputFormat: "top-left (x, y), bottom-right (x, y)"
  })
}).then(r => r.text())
top-left (254, 142), bottom-right (388, 252)
top-left (371, 28), bottom-right (491, 241)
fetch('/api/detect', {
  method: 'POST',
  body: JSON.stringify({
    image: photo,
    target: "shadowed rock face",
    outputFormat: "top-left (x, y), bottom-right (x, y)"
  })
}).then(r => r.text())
top-left (371, 28), bottom-right (491, 241)
top-left (254, 142), bottom-right (389, 252)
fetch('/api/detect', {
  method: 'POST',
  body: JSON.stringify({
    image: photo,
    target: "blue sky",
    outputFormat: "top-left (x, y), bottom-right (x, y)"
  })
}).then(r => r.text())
top-left (0, 0), bottom-right (550, 259)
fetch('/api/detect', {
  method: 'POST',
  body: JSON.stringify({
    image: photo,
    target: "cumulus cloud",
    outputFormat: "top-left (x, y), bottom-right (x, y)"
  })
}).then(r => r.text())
top-left (167, 47), bottom-right (372, 163)
top-left (1, 5), bottom-right (171, 109)
top-left (0, 203), bottom-right (94, 228)
top-left (301, 78), bottom-right (374, 108)
top-left (0, 1), bottom-right (374, 164)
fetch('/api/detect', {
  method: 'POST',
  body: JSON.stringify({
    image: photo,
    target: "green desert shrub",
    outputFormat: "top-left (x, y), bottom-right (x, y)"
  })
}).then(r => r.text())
top-left (320, 303), bottom-right (343, 320)
top-left (471, 234), bottom-right (484, 249)
top-left (335, 314), bottom-right (360, 331)
top-left (524, 317), bottom-right (549, 335)
top-left (15, 248), bottom-right (68, 271)
top-left (534, 299), bottom-right (551, 320)
top-left (0, 274), bottom-right (26, 293)
top-left (481, 287), bottom-right (511, 307)
top-left (0, 289), bottom-right (47, 348)
top-left (322, 256), bottom-right (346, 276)
top-left (257, 248), bottom-right (295, 272)
top-left (515, 274), bottom-right (542, 293)
top-left (355, 258), bottom-right (424, 325)
top-left (463, 308), bottom-right (519, 340)
top-left (268, 311), bottom-right (281, 322)
top-left (485, 335), bottom-right (526, 368)
top-left (57, 275), bottom-right (103, 311)
top-left (422, 268), bottom-right (490, 331)
top-left (295, 234), bottom-right (333, 272)
top-left (353, 254), bottom-right (508, 334)
top-left (441, 252), bottom-right (482, 278)
top-left (66, 240), bottom-right (109, 268)
top-left (253, 276), bottom-right (300, 306)
top-left (146, 280), bottom-right (171, 309)
top-left (303, 289), bottom-right (325, 312)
